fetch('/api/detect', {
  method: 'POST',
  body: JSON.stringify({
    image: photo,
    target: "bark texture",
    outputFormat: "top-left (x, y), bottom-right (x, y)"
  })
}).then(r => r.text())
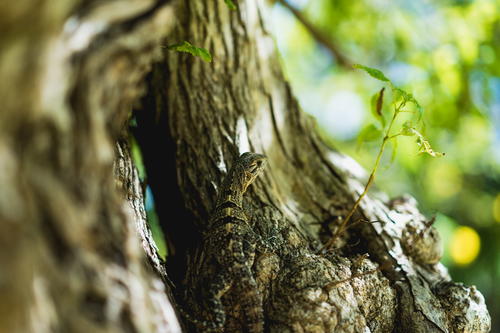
top-left (0, 1), bottom-right (180, 332)
top-left (145, 1), bottom-right (489, 332)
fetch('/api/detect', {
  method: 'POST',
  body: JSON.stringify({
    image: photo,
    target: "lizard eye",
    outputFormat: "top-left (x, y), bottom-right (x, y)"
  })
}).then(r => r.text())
top-left (248, 160), bottom-right (264, 174)
top-left (248, 163), bottom-right (258, 173)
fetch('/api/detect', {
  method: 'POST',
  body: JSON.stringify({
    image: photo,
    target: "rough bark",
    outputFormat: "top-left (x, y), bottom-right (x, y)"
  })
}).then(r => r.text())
top-left (0, 1), bottom-right (180, 332)
top-left (141, 1), bottom-right (489, 332)
top-left (0, 0), bottom-right (491, 333)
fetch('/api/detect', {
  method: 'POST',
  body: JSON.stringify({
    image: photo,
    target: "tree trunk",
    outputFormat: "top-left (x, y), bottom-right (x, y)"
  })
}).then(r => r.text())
top-left (0, 1), bottom-right (491, 333)
top-left (0, 1), bottom-right (180, 332)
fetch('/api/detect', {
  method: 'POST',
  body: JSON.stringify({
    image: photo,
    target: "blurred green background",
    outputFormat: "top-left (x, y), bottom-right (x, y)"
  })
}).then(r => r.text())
top-left (270, 0), bottom-right (500, 330)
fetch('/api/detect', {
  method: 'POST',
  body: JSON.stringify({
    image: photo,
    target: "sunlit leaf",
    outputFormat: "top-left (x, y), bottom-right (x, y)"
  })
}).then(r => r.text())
top-left (167, 41), bottom-right (212, 62)
top-left (399, 123), bottom-right (443, 157)
top-left (416, 137), bottom-right (445, 157)
top-left (412, 128), bottom-right (445, 157)
top-left (353, 64), bottom-right (390, 82)
top-left (392, 87), bottom-right (422, 116)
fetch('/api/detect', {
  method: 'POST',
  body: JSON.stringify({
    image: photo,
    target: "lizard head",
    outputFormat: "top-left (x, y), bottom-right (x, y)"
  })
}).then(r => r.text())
top-left (235, 152), bottom-right (267, 193)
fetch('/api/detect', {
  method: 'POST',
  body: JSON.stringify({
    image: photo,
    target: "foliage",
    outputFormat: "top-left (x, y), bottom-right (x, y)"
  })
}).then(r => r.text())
top-left (354, 64), bottom-right (442, 157)
top-left (353, 64), bottom-right (390, 82)
top-left (166, 41), bottom-right (212, 62)
top-left (324, 64), bottom-right (443, 250)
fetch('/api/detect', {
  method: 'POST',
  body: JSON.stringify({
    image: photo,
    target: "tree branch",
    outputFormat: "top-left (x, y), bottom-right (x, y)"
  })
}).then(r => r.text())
top-left (277, 0), bottom-right (352, 68)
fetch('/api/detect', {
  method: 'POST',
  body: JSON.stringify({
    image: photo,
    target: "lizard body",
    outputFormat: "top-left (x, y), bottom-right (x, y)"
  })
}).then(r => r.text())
top-left (187, 152), bottom-right (268, 332)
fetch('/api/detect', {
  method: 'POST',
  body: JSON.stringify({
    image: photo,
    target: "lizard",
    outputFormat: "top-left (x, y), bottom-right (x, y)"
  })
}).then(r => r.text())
top-left (184, 152), bottom-right (269, 333)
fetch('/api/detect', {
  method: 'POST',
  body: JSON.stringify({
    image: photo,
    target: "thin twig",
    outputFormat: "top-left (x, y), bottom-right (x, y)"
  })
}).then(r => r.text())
top-left (277, 0), bottom-right (352, 68)
top-left (322, 102), bottom-right (403, 251)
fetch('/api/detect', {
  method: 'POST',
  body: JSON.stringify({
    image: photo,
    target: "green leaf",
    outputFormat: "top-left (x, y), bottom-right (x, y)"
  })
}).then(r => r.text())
top-left (354, 64), bottom-right (390, 82)
top-left (167, 41), bottom-right (212, 62)
top-left (357, 124), bottom-right (383, 149)
top-left (399, 123), bottom-right (443, 157)
top-left (224, 0), bottom-right (237, 10)
top-left (401, 121), bottom-right (416, 136)
top-left (412, 129), bottom-right (445, 157)
top-left (392, 87), bottom-right (422, 116)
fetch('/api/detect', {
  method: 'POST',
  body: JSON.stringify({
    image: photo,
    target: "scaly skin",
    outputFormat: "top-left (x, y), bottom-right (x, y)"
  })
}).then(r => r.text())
top-left (186, 152), bottom-right (268, 332)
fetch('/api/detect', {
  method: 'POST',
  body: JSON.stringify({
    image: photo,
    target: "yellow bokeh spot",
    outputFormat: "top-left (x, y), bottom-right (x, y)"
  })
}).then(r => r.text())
top-left (493, 194), bottom-right (500, 223)
top-left (450, 226), bottom-right (480, 266)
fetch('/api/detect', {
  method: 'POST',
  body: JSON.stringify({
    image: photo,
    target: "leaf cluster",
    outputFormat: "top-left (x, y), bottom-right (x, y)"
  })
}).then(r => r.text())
top-left (323, 64), bottom-right (443, 251)
top-left (354, 64), bottom-right (443, 160)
